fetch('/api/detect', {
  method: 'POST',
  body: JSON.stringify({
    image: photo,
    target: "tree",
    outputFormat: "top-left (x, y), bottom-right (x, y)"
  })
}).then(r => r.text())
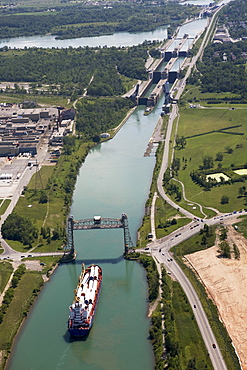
top-left (1, 213), bottom-right (38, 244)
top-left (225, 146), bottom-right (233, 154)
top-left (220, 241), bottom-right (231, 258)
top-left (175, 135), bottom-right (186, 149)
top-left (221, 195), bottom-right (229, 204)
top-left (215, 152), bottom-right (223, 161)
top-left (202, 155), bottom-right (214, 169)
top-left (39, 191), bottom-right (48, 204)
top-left (238, 187), bottom-right (244, 197)
top-left (201, 234), bottom-right (207, 245)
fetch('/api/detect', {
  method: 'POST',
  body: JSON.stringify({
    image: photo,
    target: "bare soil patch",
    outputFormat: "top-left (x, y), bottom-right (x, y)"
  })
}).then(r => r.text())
top-left (186, 226), bottom-right (247, 369)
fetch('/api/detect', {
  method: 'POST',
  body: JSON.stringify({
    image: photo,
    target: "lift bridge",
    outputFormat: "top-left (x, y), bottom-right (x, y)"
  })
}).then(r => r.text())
top-left (65, 213), bottom-right (135, 256)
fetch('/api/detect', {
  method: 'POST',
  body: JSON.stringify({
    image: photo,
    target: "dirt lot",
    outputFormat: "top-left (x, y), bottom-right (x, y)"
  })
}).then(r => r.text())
top-left (186, 226), bottom-right (247, 370)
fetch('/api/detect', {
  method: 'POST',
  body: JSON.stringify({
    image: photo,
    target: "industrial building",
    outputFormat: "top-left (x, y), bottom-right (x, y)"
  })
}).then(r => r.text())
top-left (0, 106), bottom-right (74, 156)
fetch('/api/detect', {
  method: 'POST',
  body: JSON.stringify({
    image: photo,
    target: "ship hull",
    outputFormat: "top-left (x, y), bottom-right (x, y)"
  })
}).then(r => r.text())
top-left (67, 264), bottom-right (102, 338)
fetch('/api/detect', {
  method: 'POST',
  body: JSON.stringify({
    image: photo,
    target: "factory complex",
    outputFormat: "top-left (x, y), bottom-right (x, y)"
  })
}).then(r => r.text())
top-left (0, 105), bottom-right (75, 157)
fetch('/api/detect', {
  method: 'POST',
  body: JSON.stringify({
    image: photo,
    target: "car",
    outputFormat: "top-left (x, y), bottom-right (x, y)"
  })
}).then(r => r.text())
top-left (212, 344), bottom-right (216, 349)
top-left (159, 249), bottom-right (161, 252)
top-left (170, 258), bottom-right (173, 261)
top-left (162, 253), bottom-right (164, 256)
top-left (27, 254), bottom-right (32, 257)
top-left (167, 259), bottom-right (170, 262)
top-left (21, 255), bottom-right (25, 258)
top-left (194, 305), bottom-right (196, 308)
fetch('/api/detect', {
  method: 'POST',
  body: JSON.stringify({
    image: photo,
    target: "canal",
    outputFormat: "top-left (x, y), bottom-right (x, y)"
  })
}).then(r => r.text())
top-left (7, 18), bottom-right (208, 370)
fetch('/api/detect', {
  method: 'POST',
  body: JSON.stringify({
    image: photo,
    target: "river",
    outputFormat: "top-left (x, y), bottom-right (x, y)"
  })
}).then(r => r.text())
top-left (7, 18), bottom-right (209, 370)
top-left (0, 26), bottom-right (168, 49)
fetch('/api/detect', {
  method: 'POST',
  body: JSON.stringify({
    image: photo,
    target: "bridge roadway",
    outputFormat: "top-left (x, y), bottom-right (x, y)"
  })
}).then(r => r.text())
top-left (73, 217), bottom-right (124, 230)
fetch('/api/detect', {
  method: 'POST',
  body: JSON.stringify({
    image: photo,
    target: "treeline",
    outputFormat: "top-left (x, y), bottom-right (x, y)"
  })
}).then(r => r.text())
top-left (0, 46), bottom-right (148, 97)
top-left (196, 41), bottom-right (247, 99)
top-left (1, 213), bottom-right (38, 246)
top-left (76, 97), bottom-right (134, 140)
top-left (138, 254), bottom-right (159, 301)
top-left (220, 0), bottom-right (247, 39)
top-left (0, 3), bottom-right (198, 39)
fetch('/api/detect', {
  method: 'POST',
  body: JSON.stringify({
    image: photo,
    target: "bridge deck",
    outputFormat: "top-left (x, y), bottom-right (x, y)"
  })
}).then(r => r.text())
top-left (73, 217), bottom-right (124, 230)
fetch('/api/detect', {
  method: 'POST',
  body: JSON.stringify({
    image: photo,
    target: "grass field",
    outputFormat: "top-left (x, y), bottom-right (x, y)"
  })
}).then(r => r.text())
top-left (0, 262), bottom-right (13, 294)
top-left (172, 106), bottom-right (247, 213)
top-left (0, 93), bottom-right (70, 109)
top-left (0, 199), bottom-right (11, 215)
top-left (182, 86), bottom-right (243, 107)
top-left (155, 196), bottom-right (190, 238)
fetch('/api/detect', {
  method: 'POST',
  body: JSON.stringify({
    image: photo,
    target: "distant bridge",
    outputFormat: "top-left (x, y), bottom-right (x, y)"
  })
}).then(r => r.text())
top-left (65, 213), bottom-right (135, 257)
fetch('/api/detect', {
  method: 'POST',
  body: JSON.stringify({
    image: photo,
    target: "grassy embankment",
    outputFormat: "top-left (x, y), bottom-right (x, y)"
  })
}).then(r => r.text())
top-left (171, 106), bottom-right (247, 214)
top-left (0, 272), bottom-right (44, 370)
top-left (0, 200), bottom-right (11, 217)
top-left (0, 262), bottom-right (13, 294)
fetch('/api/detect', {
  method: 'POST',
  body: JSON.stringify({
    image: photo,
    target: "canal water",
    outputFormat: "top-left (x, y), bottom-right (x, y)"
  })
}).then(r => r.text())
top-left (7, 18), bottom-right (208, 370)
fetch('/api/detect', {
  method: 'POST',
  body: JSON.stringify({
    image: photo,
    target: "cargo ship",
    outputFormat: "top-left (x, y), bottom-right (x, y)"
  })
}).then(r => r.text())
top-left (67, 264), bottom-right (102, 337)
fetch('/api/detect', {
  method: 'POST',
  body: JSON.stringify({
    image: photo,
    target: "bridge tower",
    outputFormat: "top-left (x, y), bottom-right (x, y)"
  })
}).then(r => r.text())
top-left (121, 213), bottom-right (135, 255)
top-left (66, 215), bottom-right (75, 256)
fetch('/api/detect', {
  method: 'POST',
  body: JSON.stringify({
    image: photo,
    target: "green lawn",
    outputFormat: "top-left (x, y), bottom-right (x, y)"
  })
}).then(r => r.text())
top-left (155, 196), bottom-right (190, 238)
top-left (28, 166), bottom-right (55, 190)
